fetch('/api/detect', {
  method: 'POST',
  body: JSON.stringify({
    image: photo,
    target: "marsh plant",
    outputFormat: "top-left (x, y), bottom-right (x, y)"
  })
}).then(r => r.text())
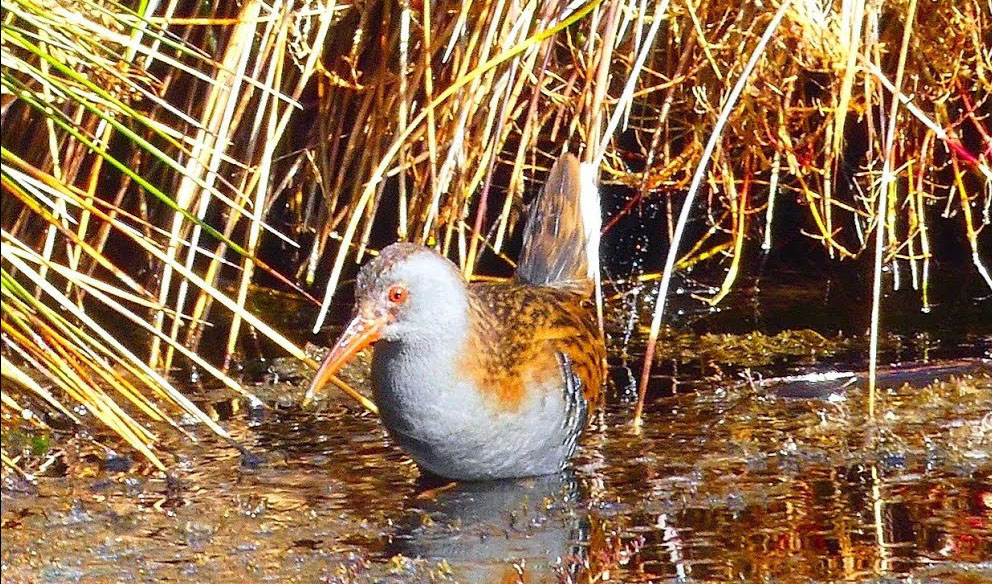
top-left (1, 0), bottom-right (989, 470)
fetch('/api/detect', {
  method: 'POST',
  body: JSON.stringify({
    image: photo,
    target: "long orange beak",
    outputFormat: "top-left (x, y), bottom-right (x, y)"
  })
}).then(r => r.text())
top-left (306, 314), bottom-right (386, 400)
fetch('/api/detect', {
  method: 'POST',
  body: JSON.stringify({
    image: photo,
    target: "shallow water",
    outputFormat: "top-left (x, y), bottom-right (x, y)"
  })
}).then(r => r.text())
top-left (2, 285), bottom-right (991, 583)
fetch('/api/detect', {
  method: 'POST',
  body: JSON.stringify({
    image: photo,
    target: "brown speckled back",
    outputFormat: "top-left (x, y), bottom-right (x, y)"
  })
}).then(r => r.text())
top-left (460, 282), bottom-right (604, 411)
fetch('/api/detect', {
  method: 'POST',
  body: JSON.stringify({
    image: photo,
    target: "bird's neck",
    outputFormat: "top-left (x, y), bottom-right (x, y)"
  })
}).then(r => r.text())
top-left (370, 308), bottom-right (476, 437)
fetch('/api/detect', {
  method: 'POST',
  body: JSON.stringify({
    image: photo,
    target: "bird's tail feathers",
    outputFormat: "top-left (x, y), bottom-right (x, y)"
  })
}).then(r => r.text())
top-left (516, 153), bottom-right (601, 295)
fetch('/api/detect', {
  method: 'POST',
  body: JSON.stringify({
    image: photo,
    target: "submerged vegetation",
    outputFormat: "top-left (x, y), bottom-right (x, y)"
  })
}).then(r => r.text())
top-left (2, 0), bottom-right (990, 471)
top-left (646, 328), bottom-right (848, 368)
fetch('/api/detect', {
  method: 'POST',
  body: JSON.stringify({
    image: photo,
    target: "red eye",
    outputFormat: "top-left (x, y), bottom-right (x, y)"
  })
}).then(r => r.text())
top-left (387, 285), bottom-right (408, 304)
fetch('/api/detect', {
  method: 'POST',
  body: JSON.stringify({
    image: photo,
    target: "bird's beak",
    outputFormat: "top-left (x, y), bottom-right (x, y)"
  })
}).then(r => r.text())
top-left (306, 314), bottom-right (386, 400)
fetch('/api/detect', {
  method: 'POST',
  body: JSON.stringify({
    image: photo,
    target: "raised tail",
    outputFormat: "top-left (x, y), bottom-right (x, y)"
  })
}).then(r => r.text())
top-left (516, 153), bottom-right (601, 295)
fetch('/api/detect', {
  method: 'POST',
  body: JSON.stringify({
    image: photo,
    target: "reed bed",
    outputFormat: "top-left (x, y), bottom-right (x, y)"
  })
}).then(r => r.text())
top-left (2, 0), bottom-right (989, 470)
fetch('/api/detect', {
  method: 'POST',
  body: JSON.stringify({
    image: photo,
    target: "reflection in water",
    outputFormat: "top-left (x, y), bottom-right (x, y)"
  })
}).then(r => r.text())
top-left (1, 357), bottom-right (989, 583)
top-left (388, 472), bottom-right (587, 583)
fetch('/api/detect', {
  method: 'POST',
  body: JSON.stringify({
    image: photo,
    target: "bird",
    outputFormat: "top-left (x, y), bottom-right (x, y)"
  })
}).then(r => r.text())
top-left (307, 152), bottom-right (605, 480)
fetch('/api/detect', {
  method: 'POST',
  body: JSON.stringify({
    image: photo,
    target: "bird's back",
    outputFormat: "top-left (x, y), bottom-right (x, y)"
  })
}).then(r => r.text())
top-left (463, 282), bottom-right (604, 409)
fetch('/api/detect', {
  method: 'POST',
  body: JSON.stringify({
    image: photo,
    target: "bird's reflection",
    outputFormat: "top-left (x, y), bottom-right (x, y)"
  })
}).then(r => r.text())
top-left (387, 471), bottom-right (588, 583)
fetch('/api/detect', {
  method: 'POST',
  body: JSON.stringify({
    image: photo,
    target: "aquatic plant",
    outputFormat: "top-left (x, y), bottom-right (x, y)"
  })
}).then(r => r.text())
top-left (2, 0), bottom-right (989, 470)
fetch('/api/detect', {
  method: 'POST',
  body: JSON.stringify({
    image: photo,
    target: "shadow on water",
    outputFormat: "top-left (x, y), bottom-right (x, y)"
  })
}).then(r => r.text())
top-left (2, 278), bottom-right (990, 583)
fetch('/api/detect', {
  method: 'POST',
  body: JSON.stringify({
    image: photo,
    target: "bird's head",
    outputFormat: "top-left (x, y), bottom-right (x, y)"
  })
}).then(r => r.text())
top-left (307, 243), bottom-right (468, 397)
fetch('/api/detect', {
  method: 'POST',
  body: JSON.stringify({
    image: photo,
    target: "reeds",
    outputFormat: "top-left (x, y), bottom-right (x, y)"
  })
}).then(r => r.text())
top-left (3, 0), bottom-right (989, 469)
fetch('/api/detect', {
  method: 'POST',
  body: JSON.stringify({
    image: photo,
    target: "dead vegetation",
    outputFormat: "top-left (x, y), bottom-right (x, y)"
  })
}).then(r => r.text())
top-left (2, 0), bottom-right (989, 467)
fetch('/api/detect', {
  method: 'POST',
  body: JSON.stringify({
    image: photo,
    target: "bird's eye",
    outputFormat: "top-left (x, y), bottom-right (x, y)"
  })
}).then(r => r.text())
top-left (387, 285), bottom-right (408, 304)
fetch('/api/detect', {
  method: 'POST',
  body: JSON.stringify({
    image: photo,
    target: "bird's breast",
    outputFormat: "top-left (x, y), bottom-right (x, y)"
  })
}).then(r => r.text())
top-left (371, 340), bottom-right (483, 434)
top-left (454, 340), bottom-right (562, 413)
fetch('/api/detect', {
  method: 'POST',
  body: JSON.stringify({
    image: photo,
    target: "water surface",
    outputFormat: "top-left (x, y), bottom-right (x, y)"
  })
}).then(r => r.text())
top-left (2, 285), bottom-right (990, 583)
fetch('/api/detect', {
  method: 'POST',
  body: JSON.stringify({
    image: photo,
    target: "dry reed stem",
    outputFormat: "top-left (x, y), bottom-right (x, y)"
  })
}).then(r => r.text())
top-left (311, 0), bottom-right (606, 333)
top-left (164, 0), bottom-right (263, 373)
top-left (634, 0), bottom-right (793, 428)
top-left (869, 0), bottom-right (918, 418)
top-left (696, 159), bottom-right (748, 306)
